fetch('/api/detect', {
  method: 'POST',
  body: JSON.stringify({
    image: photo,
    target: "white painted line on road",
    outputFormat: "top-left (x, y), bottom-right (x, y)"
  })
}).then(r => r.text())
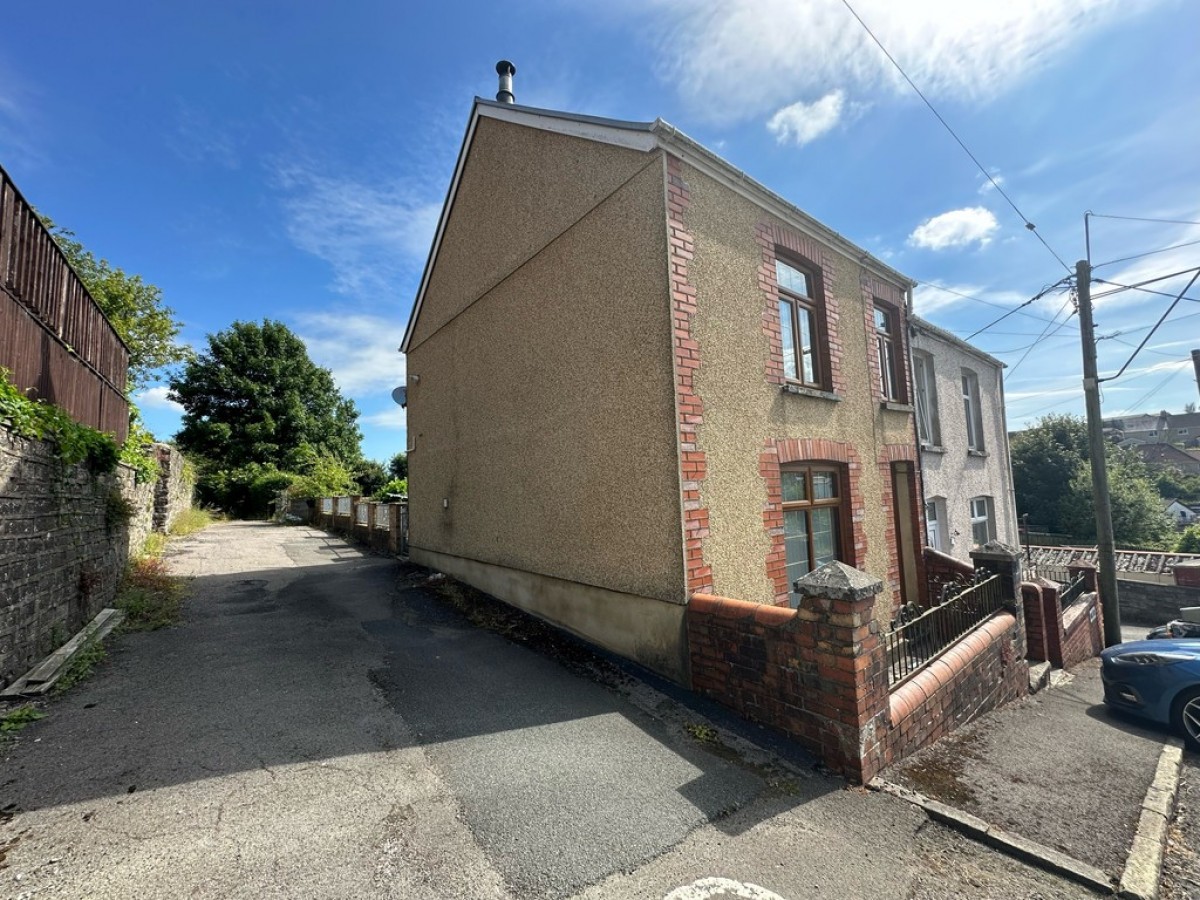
top-left (664, 876), bottom-right (789, 900)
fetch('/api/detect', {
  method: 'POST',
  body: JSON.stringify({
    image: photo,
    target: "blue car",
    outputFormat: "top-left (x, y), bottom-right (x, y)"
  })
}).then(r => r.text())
top-left (1101, 639), bottom-right (1200, 751)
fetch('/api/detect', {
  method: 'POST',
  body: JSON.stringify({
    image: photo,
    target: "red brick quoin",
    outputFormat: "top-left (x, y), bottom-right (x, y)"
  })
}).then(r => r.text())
top-left (667, 156), bottom-right (712, 595)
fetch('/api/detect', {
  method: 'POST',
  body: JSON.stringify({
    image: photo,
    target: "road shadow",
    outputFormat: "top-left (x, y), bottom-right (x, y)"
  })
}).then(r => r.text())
top-left (0, 525), bottom-right (834, 866)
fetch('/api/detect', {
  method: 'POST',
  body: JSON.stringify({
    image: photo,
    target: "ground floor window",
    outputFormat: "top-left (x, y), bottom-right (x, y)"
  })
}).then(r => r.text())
top-left (782, 464), bottom-right (844, 595)
top-left (925, 498), bottom-right (943, 551)
top-left (970, 496), bottom-right (995, 546)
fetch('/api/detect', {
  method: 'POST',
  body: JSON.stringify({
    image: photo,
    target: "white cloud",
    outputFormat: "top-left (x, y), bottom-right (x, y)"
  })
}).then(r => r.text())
top-left (639, 0), bottom-right (1151, 124)
top-left (272, 161), bottom-right (441, 298)
top-left (361, 407), bottom-right (408, 430)
top-left (977, 172), bottom-right (1005, 195)
top-left (909, 207), bottom-right (999, 250)
top-left (766, 91), bottom-right (848, 146)
top-left (294, 311), bottom-right (407, 396)
top-left (135, 385), bottom-right (183, 413)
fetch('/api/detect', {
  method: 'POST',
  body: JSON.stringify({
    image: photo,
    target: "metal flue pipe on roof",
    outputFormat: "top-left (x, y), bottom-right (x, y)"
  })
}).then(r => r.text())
top-left (496, 60), bottom-right (516, 103)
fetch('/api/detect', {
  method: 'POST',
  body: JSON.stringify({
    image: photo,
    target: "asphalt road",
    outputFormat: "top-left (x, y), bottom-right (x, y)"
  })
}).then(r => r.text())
top-left (0, 522), bottom-right (1113, 899)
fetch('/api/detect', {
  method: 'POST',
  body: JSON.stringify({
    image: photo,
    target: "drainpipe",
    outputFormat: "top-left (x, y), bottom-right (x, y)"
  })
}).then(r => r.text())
top-left (905, 285), bottom-right (930, 592)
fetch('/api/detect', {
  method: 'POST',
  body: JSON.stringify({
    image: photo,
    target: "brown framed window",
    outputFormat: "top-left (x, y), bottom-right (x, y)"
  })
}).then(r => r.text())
top-left (781, 464), bottom-right (845, 596)
top-left (776, 258), bottom-right (823, 388)
top-left (874, 304), bottom-right (901, 401)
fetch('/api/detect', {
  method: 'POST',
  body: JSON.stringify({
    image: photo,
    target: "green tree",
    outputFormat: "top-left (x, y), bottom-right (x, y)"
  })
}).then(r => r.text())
top-left (169, 320), bottom-right (361, 471)
top-left (1060, 446), bottom-right (1173, 549)
top-left (43, 218), bottom-right (190, 389)
top-left (388, 451), bottom-right (408, 480)
top-left (355, 459), bottom-right (389, 497)
top-left (1155, 466), bottom-right (1200, 503)
top-left (1011, 414), bottom-right (1089, 534)
top-left (1178, 525), bottom-right (1200, 554)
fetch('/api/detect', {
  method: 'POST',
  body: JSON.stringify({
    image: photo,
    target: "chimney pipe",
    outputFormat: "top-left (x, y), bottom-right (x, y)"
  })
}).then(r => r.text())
top-left (496, 60), bottom-right (516, 104)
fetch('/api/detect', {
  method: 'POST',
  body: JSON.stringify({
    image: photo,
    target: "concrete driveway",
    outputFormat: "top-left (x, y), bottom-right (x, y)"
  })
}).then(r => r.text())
top-left (0, 522), bottom-right (1107, 899)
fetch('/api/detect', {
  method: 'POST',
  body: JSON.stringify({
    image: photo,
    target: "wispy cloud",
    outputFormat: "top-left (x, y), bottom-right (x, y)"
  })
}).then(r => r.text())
top-left (360, 407), bottom-right (407, 430)
top-left (293, 311), bottom-right (407, 396)
top-left (766, 91), bottom-right (859, 147)
top-left (909, 207), bottom-right (999, 251)
top-left (272, 160), bottom-right (441, 298)
top-left (166, 106), bottom-right (240, 169)
top-left (638, 0), bottom-right (1152, 125)
top-left (136, 385), bottom-right (184, 413)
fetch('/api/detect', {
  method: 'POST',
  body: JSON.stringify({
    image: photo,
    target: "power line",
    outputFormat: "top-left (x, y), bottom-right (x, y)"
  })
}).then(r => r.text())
top-left (964, 279), bottom-right (1073, 341)
top-left (1104, 336), bottom-right (1188, 360)
top-left (1093, 277), bottom-right (1200, 305)
top-left (1092, 237), bottom-right (1200, 270)
top-left (837, 0), bottom-right (1072, 274)
top-left (1123, 366), bottom-right (1189, 413)
top-left (917, 282), bottom-right (1080, 331)
top-left (1099, 269), bottom-right (1200, 383)
top-left (985, 332), bottom-right (1077, 355)
top-left (1088, 213), bottom-right (1200, 227)
top-left (1007, 296), bottom-right (1076, 377)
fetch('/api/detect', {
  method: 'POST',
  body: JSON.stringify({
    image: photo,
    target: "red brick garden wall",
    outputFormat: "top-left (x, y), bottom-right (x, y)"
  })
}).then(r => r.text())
top-left (886, 613), bottom-right (1026, 762)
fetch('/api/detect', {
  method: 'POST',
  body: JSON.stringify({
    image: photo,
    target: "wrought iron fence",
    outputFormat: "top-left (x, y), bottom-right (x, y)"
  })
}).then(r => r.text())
top-left (1022, 560), bottom-right (1071, 585)
top-left (1058, 571), bottom-right (1089, 608)
top-left (884, 571), bottom-right (1006, 686)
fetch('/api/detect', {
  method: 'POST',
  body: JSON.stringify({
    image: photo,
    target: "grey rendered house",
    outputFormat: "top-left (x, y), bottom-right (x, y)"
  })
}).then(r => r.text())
top-left (910, 316), bottom-right (1019, 561)
top-left (401, 89), bottom-right (926, 683)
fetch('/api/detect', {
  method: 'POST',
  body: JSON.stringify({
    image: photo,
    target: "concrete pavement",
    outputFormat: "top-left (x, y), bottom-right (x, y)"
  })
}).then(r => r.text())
top-left (0, 522), bottom-right (1109, 899)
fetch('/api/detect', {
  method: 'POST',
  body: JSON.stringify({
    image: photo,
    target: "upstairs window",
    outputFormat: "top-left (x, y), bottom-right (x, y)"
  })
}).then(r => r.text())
top-left (961, 369), bottom-right (985, 452)
top-left (776, 258), bottom-right (822, 388)
top-left (781, 464), bottom-right (844, 596)
top-left (874, 304), bottom-right (902, 402)
top-left (969, 496), bottom-right (995, 546)
top-left (913, 351), bottom-right (941, 445)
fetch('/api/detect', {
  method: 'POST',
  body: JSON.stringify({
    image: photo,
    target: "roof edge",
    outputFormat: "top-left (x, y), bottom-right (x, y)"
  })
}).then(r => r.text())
top-left (911, 314), bottom-right (1006, 369)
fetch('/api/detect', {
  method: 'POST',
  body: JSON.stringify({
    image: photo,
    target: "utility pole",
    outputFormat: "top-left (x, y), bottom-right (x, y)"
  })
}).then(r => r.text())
top-left (1192, 349), bottom-right (1200, 401)
top-left (1076, 260), bottom-right (1122, 646)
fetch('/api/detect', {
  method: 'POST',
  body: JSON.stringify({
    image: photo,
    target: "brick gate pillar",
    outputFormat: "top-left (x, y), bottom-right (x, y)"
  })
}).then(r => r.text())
top-left (970, 540), bottom-right (1027, 661)
top-left (792, 562), bottom-right (890, 782)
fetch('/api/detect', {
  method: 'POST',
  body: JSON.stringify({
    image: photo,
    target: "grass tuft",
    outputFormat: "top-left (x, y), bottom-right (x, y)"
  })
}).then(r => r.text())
top-left (169, 507), bottom-right (215, 537)
top-left (53, 640), bottom-right (107, 694)
top-left (1, 704), bottom-right (47, 736)
top-left (116, 557), bottom-right (186, 631)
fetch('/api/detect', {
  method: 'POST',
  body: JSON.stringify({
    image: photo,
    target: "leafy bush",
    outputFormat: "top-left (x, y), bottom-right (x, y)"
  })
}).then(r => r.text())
top-left (197, 462), bottom-right (295, 518)
top-left (120, 417), bottom-right (160, 484)
top-left (1179, 525), bottom-right (1200, 554)
top-left (287, 450), bottom-right (357, 499)
top-left (374, 477), bottom-right (408, 499)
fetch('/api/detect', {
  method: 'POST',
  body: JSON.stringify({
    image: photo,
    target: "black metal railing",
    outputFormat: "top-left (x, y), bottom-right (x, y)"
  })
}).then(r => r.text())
top-left (884, 572), bottom-right (1005, 686)
top-left (1058, 571), bottom-right (1088, 608)
top-left (1022, 560), bottom-right (1071, 585)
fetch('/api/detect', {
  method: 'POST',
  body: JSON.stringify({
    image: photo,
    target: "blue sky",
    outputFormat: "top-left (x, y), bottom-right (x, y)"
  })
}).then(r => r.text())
top-left (3, 0), bottom-right (1198, 462)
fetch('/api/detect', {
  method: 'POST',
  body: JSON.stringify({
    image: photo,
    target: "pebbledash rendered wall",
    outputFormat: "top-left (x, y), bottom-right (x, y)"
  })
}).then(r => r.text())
top-left (0, 425), bottom-right (192, 686)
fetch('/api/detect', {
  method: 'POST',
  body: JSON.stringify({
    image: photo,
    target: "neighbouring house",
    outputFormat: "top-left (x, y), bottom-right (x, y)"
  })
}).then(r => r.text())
top-left (910, 316), bottom-right (1018, 562)
top-left (1105, 409), bottom-right (1200, 449)
top-left (401, 82), bottom-right (928, 683)
top-left (1163, 498), bottom-right (1198, 526)
top-left (1136, 442), bottom-right (1200, 475)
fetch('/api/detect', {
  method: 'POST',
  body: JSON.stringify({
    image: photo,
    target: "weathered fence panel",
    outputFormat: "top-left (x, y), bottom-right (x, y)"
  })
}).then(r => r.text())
top-left (0, 166), bottom-right (129, 440)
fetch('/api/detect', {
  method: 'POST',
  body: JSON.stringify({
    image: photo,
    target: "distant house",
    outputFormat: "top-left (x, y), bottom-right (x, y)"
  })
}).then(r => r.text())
top-left (1163, 499), bottom-right (1198, 526)
top-left (401, 90), bottom-right (927, 682)
top-left (1105, 410), bottom-right (1200, 449)
top-left (1136, 442), bottom-right (1200, 475)
top-left (910, 317), bottom-right (1018, 561)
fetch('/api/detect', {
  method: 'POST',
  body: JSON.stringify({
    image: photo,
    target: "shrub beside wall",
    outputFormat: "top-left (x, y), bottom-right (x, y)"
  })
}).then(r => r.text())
top-left (0, 425), bottom-right (192, 686)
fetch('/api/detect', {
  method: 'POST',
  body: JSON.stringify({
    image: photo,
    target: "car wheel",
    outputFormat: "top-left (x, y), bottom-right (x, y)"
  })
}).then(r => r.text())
top-left (1172, 687), bottom-right (1200, 752)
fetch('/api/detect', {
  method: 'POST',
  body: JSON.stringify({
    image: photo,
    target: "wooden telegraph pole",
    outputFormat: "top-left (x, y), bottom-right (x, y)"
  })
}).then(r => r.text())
top-left (1075, 260), bottom-right (1122, 646)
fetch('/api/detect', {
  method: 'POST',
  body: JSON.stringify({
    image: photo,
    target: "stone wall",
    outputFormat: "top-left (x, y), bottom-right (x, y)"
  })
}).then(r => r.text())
top-left (153, 445), bottom-right (193, 531)
top-left (1118, 578), bottom-right (1200, 626)
top-left (0, 425), bottom-right (192, 686)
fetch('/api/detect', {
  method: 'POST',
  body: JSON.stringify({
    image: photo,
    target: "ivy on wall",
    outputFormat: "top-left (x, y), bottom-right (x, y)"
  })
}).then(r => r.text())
top-left (0, 368), bottom-right (157, 483)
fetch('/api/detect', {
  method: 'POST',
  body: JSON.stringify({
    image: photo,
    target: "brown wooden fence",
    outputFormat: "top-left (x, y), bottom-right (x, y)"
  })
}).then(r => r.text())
top-left (0, 165), bottom-right (129, 441)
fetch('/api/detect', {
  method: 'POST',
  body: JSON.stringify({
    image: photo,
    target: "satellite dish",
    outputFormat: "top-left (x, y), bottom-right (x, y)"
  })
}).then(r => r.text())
top-left (391, 386), bottom-right (407, 408)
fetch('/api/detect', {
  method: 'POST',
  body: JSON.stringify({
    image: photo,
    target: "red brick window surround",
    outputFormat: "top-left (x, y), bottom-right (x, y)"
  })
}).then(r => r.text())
top-left (756, 222), bottom-right (843, 396)
top-left (762, 438), bottom-right (865, 605)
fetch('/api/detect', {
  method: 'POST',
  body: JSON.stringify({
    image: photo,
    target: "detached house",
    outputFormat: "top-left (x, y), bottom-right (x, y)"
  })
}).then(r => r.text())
top-left (402, 72), bottom-right (926, 684)
top-left (910, 317), bottom-right (1018, 561)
